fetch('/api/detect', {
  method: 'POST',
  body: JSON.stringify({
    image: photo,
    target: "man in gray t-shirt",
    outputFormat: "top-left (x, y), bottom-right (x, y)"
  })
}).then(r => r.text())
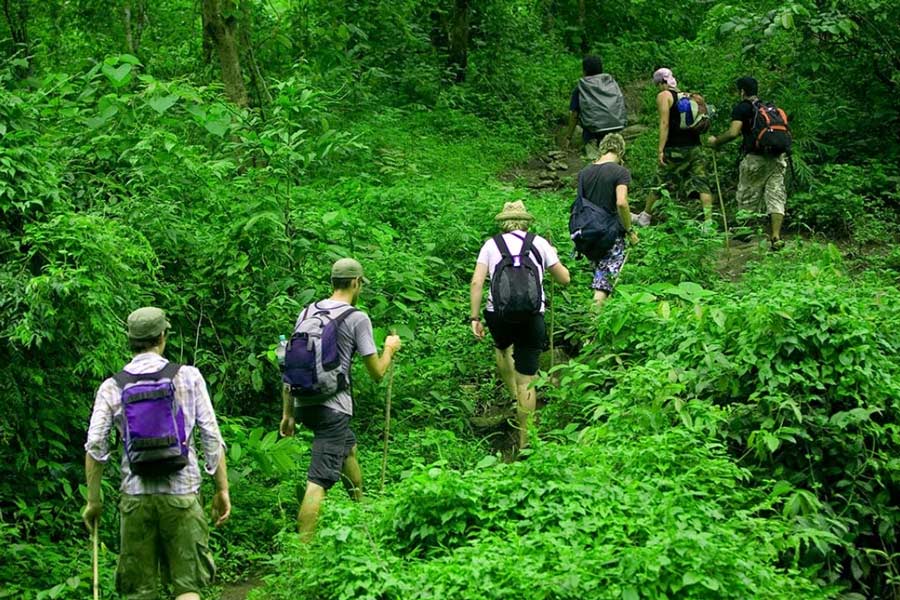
top-left (280, 258), bottom-right (401, 541)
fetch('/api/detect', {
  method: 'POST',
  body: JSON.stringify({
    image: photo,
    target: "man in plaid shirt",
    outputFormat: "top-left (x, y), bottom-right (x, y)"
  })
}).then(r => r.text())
top-left (82, 307), bottom-right (231, 600)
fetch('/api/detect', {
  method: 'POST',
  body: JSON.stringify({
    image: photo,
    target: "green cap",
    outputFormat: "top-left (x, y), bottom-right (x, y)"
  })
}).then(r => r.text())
top-left (127, 306), bottom-right (171, 339)
top-left (331, 258), bottom-right (370, 284)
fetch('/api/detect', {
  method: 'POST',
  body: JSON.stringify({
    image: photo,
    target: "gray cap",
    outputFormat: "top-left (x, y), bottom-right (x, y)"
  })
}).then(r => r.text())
top-left (331, 258), bottom-right (370, 284)
top-left (127, 306), bottom-right (171, 339)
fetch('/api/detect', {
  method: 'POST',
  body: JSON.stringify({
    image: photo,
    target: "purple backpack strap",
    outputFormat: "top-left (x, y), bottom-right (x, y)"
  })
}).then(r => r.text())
top-left (114, 362), bottom-right (181, 388)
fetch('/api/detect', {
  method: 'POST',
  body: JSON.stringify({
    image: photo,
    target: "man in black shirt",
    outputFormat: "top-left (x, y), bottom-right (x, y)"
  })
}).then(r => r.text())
top-left (708, 76), bottom-right (788, 250)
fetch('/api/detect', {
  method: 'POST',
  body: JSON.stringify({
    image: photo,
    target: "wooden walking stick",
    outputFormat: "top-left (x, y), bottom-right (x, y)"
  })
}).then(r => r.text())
top-left (548, 233), bottom-right (556, 370)
top-left (379, 333), bottom-right (396, 493)
top-left (92, 518), bottom-right (99, 600)
top-left (711, 150), bottom-right (731, 252)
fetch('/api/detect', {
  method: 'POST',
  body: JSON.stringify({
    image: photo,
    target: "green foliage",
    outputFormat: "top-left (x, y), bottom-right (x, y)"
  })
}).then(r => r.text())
top-left (545, 245), bottom-right (900, 597)
top-left (253, 437), bottom-right (837, 600)
top-left (4, 0), bottom-right (900, 597)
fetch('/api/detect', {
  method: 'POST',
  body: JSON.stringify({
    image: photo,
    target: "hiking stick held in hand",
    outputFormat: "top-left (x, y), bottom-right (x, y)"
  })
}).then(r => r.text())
top-left (92, 517), bottom-right (99, 600)
top-left (379, 337), bottom-right (396, 493)
top-left (711, 151), bottom-right (731, 251)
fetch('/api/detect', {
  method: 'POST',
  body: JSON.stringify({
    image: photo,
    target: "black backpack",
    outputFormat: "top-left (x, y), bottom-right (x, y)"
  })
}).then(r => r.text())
top-left (750, 100), bottom-right (792, 156)
top-left (490, 232), bottom-right (543, 323)
top-left (569, 172), bottom-right (623, 261)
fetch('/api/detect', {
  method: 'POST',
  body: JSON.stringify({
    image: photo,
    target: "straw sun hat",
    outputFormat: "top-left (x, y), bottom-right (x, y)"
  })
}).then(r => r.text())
top-left (494, 201), bottom-right (535, 222)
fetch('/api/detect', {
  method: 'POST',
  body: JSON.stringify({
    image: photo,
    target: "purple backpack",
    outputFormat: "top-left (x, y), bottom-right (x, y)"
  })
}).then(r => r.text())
top-left (283, 303), bottom-right (357, 405)
top-left (113, 362), bottom-right (188, 477)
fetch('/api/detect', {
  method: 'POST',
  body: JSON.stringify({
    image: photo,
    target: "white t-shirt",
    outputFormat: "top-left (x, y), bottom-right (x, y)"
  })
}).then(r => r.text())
top-left (475, 230), bottom-right (559, 312)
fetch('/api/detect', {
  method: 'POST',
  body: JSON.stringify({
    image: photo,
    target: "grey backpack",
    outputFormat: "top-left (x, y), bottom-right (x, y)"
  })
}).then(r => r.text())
top-left (283, 303), bottom-right (357, 405)
top-left (577, 74), bottom-right (627, 134)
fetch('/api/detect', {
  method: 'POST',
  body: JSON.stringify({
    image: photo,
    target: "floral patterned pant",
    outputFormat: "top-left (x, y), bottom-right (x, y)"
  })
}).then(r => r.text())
top-left (591, 237), bottom-right (626, 293)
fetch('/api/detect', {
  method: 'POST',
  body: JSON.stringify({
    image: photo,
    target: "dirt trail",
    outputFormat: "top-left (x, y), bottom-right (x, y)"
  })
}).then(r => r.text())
top-left (219, 578), bottom-right (261, 600)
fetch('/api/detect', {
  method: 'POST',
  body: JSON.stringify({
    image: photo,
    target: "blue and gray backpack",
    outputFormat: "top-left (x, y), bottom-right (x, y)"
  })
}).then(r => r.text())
top-left (283, 303), bottom-right (357, 405)
top-left (114, 362), bottom-right (189, 477)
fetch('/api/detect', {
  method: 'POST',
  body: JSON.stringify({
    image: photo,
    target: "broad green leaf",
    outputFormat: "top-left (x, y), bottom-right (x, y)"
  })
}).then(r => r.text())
top-left (147, 94), bottom-right (179, 114)
top-left (204, 118), bottom-right (231, 137)
top-left (101, 63), bottom-right (133, 88)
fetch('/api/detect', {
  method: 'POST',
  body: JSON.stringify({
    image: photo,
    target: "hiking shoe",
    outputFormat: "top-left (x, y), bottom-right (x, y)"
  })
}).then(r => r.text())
top-left (770, 238), bottom-right (785, 251)
top-left (636, 211), bottom-right (651, 227)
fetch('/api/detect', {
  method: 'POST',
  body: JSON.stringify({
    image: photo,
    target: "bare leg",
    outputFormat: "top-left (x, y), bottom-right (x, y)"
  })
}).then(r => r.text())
top-left (514, 371), bottom-right (537, 449)
top-left (770, 212), bottom-right (784, 240)
top-left (340, 444), bottom-right (363, 502)
top-left (494, 347), bottom-right (516, 400)
top-left (700, 192), bottom-right (713, 221)
top-left (592, 290), bottom-right (609, 308)
top-left (297, 481), bottom-right (326, 542)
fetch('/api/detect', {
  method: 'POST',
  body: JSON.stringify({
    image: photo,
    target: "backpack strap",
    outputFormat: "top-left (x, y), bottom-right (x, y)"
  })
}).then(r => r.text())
top-left (517, 232), bottom-right (539, 267)
top-left (510, 232), bottom-right (543, 267)
top-left (113, 362), bottom-right (182, 388)
top-left (493, 233), bottom-right (514, 260)
top-left (329, 304), bottom-right (358, 326)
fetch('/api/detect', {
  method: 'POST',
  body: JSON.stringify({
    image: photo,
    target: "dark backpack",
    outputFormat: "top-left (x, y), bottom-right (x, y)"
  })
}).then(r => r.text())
top-left (114, 362), bottom-right (189, 477)
top-left (750, 100), bottom-right (792, 156)
top-left (490, 233), bottom-right (543, 323)
top-left (283, 303), bottom-right (357, 405)
top-left (569, 172), bottom-right (623, 261)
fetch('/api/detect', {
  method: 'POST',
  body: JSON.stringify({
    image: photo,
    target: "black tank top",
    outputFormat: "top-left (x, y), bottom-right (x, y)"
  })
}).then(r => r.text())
top-left (665, 90), bottom-right (700, 149)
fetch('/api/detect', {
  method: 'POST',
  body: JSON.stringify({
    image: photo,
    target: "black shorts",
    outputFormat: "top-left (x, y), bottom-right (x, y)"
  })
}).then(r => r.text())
top-left (295, 405), bottom-right (356, 490)
top-left (483, 311), bottom-right (546, 376)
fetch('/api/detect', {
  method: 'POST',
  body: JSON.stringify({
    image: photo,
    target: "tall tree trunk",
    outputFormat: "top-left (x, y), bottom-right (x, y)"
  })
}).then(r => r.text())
top-left (122, 0), bottom-right (148, 56)
top-left (201, 0), bottom-right (248, 107)
top-left (578, 0), bottom-right (589, 55)
top-left (2, 0), bottom-right (30, 76)
top-left (448, 0), bottom-right (470, 83)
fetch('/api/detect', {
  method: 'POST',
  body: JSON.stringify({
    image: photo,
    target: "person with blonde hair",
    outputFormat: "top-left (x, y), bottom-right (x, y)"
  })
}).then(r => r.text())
top-left (469, 201), bottom-right (570, 450)
top-left (575, 132), bottom-right (639, 307)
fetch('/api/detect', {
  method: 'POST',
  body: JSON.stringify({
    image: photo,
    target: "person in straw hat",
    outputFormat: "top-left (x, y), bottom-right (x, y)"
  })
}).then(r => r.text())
top-left (469, 201), bottom-right (570, 451)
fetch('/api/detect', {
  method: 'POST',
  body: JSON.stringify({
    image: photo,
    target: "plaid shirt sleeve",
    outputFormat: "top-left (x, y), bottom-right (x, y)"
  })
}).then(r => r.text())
top-left (84, 378), bottom-right (118, 463)
top-left (186, 366), bottom-right (225, 475)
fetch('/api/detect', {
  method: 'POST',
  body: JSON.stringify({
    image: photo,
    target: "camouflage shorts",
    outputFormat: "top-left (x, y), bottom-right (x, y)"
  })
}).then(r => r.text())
top-left (655, 146), bottom-right (711, 199)
top-left (736, 153), bottom-right (787, 216)
top-left (116, 494), bottom-right (215, 599)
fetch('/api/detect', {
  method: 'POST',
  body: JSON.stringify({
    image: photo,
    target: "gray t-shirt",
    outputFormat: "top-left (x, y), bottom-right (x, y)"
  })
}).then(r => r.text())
top-left (293, 299), bottom-right (377, 416)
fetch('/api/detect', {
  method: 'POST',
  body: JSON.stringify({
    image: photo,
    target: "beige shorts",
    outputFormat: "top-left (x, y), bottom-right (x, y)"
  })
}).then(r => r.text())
top-left (736, 153), bottom-right (787, 216)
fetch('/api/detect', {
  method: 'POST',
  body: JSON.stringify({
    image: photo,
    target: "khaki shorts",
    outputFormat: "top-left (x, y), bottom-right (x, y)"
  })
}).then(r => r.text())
top-left (116, 494), bottom-right (215, 599)
top-left (656, 146), bottom-right (711, 199)
top-left (736, 153), bottom-right (787, 216)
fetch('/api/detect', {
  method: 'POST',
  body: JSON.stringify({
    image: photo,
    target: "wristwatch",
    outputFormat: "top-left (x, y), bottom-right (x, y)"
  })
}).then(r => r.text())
top-left (466, 317), bottom-right (480, 324)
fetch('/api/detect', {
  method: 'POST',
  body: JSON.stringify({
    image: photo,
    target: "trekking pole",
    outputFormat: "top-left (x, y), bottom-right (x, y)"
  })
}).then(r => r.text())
top-left (379, 334), bottom-right (396, 493)
top-left (711, 150), bottom-right (731, 252)
top-left (92, 518), bottom-right (99, 600)
top-left (548, 233), bottom-right (556, 370)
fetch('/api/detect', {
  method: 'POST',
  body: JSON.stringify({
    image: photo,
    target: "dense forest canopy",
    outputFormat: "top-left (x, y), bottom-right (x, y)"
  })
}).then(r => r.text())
top-left (2, 0), bottom-right (899, 598)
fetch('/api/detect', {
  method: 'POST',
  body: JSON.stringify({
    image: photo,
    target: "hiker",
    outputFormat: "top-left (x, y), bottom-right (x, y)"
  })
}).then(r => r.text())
top-left (572, 133), bottom-right (639, 307)
top-left (470, 201), bottom-right (570, 450)
top-left (708, 76), bottom-right (790, 250)
top-left (82, 307), bottom-right (231, 600)
top-left (637, 67), bottom-right (714, 226)
top-left (279, 258), bottom-right (401, 541)
top-left (562, 55), bottom-right (627, 161)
